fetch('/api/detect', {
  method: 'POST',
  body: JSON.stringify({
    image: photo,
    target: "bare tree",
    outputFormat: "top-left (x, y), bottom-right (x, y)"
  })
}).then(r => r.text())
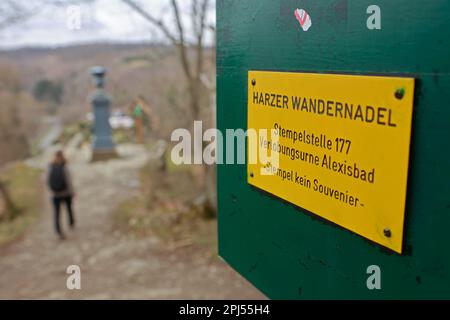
top-left (122, 0), bottom-right (217, 212)
top-left (0, 0), bottom-right (95, 31)
top-left (0, 1), bottom-right (34, 30)
top-left (121, 0), bottom-right (212, 121)
top-left (0, 180), bottom-right (19, 221)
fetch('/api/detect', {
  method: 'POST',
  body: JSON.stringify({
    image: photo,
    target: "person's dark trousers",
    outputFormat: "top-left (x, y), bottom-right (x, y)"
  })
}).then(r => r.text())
top-left (52, 196), bottom-right (74, 236)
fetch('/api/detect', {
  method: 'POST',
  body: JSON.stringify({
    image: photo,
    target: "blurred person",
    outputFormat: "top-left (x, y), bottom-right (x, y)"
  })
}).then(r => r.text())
top-left (47, 150), bottom-right (76, 240)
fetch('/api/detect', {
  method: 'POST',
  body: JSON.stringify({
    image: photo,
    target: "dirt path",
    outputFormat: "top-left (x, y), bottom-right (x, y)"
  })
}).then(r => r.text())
top-left (0, 143), bottom-right (265, 299)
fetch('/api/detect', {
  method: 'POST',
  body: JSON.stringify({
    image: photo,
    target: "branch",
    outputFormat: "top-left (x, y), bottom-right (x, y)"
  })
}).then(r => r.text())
top-left (194, 0), bottom-right (210, 79)
top-left (0, 0), bottom-right (89, 31)
top-left (121, 0), bottom-right (177, 44)
top-left (170, 0), bottom-right (192, 80)
top-left (121, 0), bottom-right (193, 80)
top-left (0, 1), bottom-right (34, 31)
top-left (191, 0), bottom-right (199, 37)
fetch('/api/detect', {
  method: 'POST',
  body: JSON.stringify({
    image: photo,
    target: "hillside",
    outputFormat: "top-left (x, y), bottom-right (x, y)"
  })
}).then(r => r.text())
top-left (0, 42), bottom-right (215, 166)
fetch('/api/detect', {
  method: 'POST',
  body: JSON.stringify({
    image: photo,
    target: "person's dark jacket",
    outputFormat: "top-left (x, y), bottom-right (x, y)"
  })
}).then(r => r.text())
top-left (48, 164), bottom-right (75, 198)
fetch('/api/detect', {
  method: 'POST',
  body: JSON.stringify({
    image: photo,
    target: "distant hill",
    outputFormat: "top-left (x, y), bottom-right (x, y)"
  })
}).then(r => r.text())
top-left (0, 42), bottom-right (213, 167)
top-left (0, 42), bottom-right (215, 138)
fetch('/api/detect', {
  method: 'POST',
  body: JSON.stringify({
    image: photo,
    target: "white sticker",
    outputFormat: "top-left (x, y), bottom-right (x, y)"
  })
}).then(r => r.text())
top-left (295, 8), bottom-right (312, 32)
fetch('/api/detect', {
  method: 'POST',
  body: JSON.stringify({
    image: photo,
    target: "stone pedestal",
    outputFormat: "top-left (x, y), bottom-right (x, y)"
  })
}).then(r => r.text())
top-left (90, 66), bottom-right (117, 162)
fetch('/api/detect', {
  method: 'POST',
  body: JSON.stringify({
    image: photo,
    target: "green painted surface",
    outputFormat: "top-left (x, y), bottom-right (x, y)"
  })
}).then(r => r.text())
top-left (217, 0), bottom-right (450, 299)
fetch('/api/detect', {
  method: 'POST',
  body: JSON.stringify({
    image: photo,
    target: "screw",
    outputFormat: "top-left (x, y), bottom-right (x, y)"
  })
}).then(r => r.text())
top-left (383, 228), bottom-right (392, 238)
top-left (252, 79), bottom-right (256, 86)
top-left (395, 88), bottom-right (405, 100)
top-left (250, 172), bottom-right (254, 178)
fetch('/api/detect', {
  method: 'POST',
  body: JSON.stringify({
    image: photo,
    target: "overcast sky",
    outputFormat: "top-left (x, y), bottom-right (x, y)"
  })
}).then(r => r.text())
top-left (0, 0), bottom-right (215, 49)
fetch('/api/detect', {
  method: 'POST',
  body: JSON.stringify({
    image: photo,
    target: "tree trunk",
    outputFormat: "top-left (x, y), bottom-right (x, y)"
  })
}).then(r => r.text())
top-left (204, 163), bottom-right (217, 214)
top-left (0, 180), bottom-right (18, 220)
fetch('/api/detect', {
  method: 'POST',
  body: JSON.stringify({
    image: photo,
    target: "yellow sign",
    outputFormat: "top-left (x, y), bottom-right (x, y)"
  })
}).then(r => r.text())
top-left (247, 71), bottom-right (415, 253)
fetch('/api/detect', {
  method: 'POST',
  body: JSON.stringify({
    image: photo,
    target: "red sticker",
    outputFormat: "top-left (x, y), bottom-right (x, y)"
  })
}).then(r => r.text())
top-left (295, 8), bottom-right (312, 31)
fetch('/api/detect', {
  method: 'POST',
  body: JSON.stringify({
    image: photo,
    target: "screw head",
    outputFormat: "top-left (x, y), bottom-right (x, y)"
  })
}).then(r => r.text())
top-left (251, 79), bottom-right (256, 86)
top-left (250, 172), bottom-right (254, 178)
top-left (383, 228), bottom-right (392, 238)
top-left (395, 88), bottom-right (405, 100)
